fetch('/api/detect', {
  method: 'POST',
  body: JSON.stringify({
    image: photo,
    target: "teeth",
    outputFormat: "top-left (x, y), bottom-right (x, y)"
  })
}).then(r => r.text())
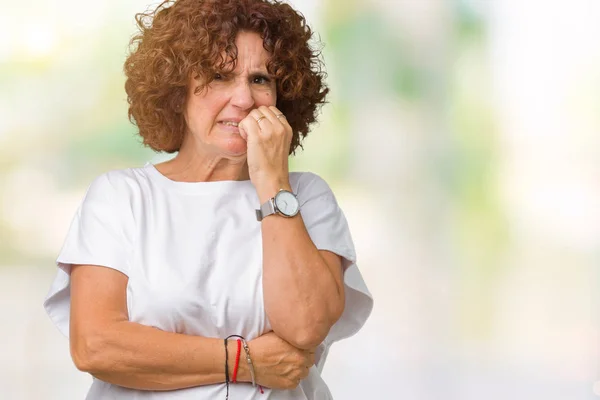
top-left (222, 121), bottom-right (239, 127)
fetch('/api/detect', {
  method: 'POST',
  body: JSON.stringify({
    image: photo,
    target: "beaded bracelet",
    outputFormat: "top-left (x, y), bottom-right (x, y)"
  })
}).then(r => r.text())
top-left (232, 339), bottom-right (242, 383)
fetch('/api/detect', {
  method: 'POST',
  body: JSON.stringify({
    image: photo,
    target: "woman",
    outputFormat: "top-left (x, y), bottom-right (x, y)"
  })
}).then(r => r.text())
top-left (44, 0), bottom-right (373, 399)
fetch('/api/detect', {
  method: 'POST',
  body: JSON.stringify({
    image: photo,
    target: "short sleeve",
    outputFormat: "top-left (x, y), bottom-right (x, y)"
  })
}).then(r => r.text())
top-left (294, 173), bottom-right (374, 372)
top-left (43, 173), bottom-right (134, 337)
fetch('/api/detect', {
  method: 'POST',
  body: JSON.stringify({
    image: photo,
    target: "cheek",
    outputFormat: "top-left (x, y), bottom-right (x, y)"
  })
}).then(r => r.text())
top-left (189, 97), bottom-right (227, 123)
top-left (256, 91), bottom-right (277, 107)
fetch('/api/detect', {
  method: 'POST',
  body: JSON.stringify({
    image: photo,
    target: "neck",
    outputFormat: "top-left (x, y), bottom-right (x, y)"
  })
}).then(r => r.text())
top-left (157, 144), bottom-right (250, 183)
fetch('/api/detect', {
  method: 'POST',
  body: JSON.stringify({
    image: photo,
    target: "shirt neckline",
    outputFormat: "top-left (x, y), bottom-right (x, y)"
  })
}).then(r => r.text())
top-left (143, 162), bottom-right (255, 195)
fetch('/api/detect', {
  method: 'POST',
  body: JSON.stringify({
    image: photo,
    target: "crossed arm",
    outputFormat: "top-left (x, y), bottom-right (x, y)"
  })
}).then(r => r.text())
top-left (69, 210), bottom-right (345, 390)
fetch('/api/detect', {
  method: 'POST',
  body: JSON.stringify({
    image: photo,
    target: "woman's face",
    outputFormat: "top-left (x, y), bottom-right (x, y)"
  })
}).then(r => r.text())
top-left (182, 31), bottom-right (277, 158)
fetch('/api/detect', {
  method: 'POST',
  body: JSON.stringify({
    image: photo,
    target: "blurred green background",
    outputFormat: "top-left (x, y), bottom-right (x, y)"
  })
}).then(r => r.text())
top-left (1, 0), bottom-right (599, 399)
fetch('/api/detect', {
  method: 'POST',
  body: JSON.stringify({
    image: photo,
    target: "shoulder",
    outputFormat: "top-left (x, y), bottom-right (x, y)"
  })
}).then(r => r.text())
top-left (86, 167), bottom-right (145, 200)
top-left (290, 171), bottom-right (334, 198)
top-left (82, 167), bottom-right (148, 220)
top-left (290, 172), bottom-right (336, 205)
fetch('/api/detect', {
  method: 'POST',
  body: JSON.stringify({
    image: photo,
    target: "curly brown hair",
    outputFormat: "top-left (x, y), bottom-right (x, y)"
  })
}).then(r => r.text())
top-left (124, 0), bottom-right (329, 154)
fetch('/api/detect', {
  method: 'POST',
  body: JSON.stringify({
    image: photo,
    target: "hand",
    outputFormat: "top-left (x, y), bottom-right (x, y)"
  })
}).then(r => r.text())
top-left (245, 331), bottom-right (315, 390)
top-left (238, 105), bottom-right (292, 197)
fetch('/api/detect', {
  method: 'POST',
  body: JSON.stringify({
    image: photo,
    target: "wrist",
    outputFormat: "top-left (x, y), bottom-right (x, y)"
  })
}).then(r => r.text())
top-left (236, 352), bottom-right (251, 383)
top-left (226, 340), bottom-right (241, 383)
top-left (226, 340), bottom-right (235, 382)
top-left (240, 339), bottom-right (258, 386)
top-left (227, 339), bottom-right (253, 384)
top-left (256, 179), bottom-right (292, 204)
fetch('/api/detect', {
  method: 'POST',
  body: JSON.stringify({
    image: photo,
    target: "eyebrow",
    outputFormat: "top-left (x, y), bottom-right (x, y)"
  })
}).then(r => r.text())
top-left (222, 67), bottom-right (271, 76)
top-left (249, 71), bottom-right (272, 77)
top-left (221, 71), bottom-right (274, 82)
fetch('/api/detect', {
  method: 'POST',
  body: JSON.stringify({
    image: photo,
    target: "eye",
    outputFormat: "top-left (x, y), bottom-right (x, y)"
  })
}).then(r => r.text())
top-left (214, 73), bottom-right (223, 80)
top-left (253, 75), bottom-right (271, 85)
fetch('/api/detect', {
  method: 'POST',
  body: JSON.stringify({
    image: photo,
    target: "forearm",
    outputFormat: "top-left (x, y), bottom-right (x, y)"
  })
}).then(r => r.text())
top-left (259, 182), bottom-right (343, 349)
top-left (73, 321), bottom-right (247, 390)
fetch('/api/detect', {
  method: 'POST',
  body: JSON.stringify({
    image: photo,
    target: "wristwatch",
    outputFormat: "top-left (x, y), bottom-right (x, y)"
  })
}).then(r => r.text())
top-left (255, 189), bottom-right (300, 221)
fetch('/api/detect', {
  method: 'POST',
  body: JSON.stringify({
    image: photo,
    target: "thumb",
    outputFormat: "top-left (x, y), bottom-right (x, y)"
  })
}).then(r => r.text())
top-left (238, 123), bottom-right (248, 141)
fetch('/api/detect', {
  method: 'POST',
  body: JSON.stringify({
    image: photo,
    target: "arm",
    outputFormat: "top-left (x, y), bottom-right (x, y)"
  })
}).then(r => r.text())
top-left (258, 181), bottom-right (346, 350)
top-left (70, 264), bottom-right (246, 390)
top-left (238, 105), bottom-right (346, 350)
top-left (70, 264), bottom-right (316, 391)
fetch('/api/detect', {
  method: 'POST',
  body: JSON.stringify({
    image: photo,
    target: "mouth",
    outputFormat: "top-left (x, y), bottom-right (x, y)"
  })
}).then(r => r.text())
top-left (218, 120), bottom-right (240, 127)
top-left (217, 120), bottom-right (243, 136)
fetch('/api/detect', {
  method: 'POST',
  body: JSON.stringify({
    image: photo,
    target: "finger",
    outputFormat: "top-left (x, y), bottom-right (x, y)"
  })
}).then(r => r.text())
top-left (268, 106), bottom-right (290, 130)
top-left (252, 108), bottom-right (274, 135)
top-left (240, 110), bottom-right (264, 140)
top-left (250, 108), bottom-right (267, 125)
top-left (267, 105), bottom-right (287, 122)
top-left (260, 106), bottom-right (290, 137)
top-left (300, 368), bottom-right (309, 379)
top-left (303, 354), bottom-right (314, 367)
top-left (238, 123), bottom-right (248, 141)
top-left (257, 105), bottom-right (281, 126)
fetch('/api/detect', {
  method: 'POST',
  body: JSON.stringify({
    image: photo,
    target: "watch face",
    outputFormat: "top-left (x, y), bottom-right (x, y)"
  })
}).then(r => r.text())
top-left (275, 190), bottom-right (299, 216)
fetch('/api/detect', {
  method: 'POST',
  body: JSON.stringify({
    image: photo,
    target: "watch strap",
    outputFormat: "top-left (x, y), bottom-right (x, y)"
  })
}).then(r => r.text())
top-left (255, 199), bottom-right (276, 221)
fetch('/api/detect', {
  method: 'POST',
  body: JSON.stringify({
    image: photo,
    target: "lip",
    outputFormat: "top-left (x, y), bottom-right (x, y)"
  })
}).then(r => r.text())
top-left (218, 121), bottom-right (241, 134)
top-left (218, 118), bottom-right (244, 124)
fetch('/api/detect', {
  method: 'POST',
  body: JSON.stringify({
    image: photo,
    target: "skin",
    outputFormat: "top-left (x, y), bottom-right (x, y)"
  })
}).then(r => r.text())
top-left (154, 29), bottom-right (276, 183)
top-left (70, 31), bottom-right (345, 391)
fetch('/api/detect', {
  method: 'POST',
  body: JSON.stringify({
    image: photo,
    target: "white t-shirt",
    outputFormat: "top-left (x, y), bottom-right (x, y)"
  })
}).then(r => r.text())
top-left (44, 162), bottom-right (373, 400)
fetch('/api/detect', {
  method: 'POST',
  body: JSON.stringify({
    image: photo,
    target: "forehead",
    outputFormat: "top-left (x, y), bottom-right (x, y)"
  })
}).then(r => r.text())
top-left (232, 31), bottom-right (271, 70)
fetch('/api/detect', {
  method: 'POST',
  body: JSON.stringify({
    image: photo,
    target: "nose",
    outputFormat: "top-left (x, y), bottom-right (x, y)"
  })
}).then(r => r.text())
top-left (230, 80), bottom-right (255, 110)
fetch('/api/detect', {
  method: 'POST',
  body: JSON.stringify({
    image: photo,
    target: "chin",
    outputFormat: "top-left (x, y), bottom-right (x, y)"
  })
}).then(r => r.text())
top-left (220, 137), bottom-right (248, 157)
